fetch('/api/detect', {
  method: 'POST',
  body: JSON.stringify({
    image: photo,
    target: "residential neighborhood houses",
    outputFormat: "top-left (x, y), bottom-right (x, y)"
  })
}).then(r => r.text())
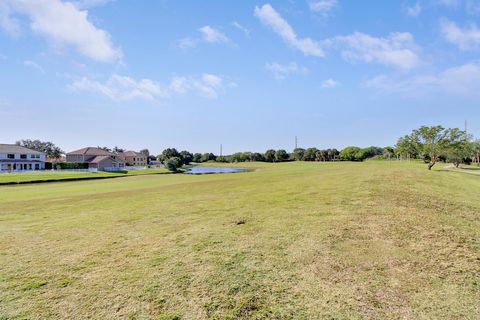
top-left (119, 151), bottom-right (148, 167)
top-left (0, 143), bottom-right (150, 173)
top-left (0, 144), bottom-right (46, 172)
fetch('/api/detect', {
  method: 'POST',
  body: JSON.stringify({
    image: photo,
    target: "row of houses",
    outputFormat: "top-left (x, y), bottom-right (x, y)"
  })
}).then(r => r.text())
top-left (0, 144), bottom-right (148, 172)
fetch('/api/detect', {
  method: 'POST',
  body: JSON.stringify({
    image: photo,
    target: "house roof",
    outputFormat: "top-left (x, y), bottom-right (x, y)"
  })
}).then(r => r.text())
top-left (0, 144), bottom-right (44, 155)
top-left (120, 151), bottom-right (144, 157)
top-left (86, 155), bottom-right (125, 164)
top-left (67, 147), bottom-right (114, 156)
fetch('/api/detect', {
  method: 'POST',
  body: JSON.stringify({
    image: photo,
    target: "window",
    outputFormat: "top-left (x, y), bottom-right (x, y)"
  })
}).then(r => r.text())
top-left (7, 154), bottom-right (14, 159)
top-left (20, 154), bottom-right (27, 159)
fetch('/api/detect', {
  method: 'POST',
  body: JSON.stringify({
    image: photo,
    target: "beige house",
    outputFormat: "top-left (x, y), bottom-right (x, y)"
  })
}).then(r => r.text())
top-left (119, 151), bottom-right (147, 166)
top-left (66, 147), bottom-right (125, 171)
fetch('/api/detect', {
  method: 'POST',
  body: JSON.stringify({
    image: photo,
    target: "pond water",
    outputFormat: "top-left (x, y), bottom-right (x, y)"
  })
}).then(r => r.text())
top-left (184, 167), bottom-right (246, 175)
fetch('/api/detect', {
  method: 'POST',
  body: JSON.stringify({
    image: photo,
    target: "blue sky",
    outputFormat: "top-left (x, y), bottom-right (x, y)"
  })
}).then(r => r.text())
top-left (1, 0), bottom-right (479, 154)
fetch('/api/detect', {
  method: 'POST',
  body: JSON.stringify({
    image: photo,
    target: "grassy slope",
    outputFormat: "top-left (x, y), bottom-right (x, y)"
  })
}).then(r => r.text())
top-left (0, 161), bottom-right (478, 319)
top-left (0, 168), bottom-right (168, 184)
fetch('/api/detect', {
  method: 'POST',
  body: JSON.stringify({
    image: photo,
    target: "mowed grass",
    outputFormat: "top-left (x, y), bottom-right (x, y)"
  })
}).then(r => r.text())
top-left (0, 168), bottom-right (169, 184)
top-left (0, 161), bottom-right (479, 319)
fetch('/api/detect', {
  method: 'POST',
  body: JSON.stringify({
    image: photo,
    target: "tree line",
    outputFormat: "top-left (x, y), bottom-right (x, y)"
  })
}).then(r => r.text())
top-left (15, 124), bottom-right (480, 172)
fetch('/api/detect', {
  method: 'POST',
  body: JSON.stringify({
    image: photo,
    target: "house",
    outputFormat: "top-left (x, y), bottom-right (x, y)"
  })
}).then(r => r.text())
top-left (66, 147), bottom-right (125, 171)
top-left (119, 151), bottom-right (147, 167)
top-left (0, 144), bottom-right (45, 172)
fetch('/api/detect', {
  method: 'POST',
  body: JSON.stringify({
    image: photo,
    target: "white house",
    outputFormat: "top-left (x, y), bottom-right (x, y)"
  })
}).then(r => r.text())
top-left (0, 144), bottom-right (46, 172)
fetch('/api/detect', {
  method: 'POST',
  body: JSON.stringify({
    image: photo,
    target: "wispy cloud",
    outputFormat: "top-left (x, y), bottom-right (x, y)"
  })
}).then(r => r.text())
top-left (199, 26), bottom-right (229, 43)
top-left (177, 25), bottom-right (230, 49)
top-left (254, 4), bottom-right (324, 57)
top-left (365, 62), bottom-right (480, 98)
top-left (328, 31), bottom-right (421, 70)
top-left (308, 0), bottom-right (338, 16)
top-left (265, 62), bottom-right (308, 79)
top-left (435, 0), bottom-right (461, 8)
top-left (70, 73), bottom-right (228, 102)
top-left (23, 60), bottom-right (45, 73)
top-left (404, 2), bottom-right (422, 17)
top-left (441, 19), bottom-right (480, 50)
top-left (321, 78), bottom-right (339, 88)
top-left (232, 21), bottom-right (250, 37)
top-left (0, 0), bottom-right (121, 63)
top-left (177, 37), bottom-right (198, 50)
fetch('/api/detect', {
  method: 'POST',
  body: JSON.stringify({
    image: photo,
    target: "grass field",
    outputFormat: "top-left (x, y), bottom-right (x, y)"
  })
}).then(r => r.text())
top-left (0, 161), bottom-right (479, 319)
top-left (0, 168), bottom-right (169, 184)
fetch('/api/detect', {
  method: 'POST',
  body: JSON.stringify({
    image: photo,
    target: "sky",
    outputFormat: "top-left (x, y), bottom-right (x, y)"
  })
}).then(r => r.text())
top-left (1, 0), bottom-right (479, 155)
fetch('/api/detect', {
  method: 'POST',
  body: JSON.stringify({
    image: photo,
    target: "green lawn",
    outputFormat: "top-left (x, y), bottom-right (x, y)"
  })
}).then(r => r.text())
top-left (0, 168), bottom-right (169, 184)
top-left (0, 161), bottom-right (479, 319)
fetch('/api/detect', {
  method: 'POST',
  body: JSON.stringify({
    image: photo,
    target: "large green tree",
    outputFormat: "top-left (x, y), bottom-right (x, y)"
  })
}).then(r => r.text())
top-left (413, 126), bottom-right (450, 170)
top-left (16, 139), bottom-right (64, 159)
top-left (339, 146), bottom-right (361, 161)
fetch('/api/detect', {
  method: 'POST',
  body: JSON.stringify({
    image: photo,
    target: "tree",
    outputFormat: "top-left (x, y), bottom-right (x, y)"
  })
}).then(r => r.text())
top-left (112, 146), bottom-right (125, 153)
top-left (315, 150), bottom-right (328, 162)
top-left (303, 148), bottom-right (319, 161)
top-left (250, 152), bottom-right (265, 162)
top-left (192, 153), bottom-right (202, 163)
top-left (291, 148), bottom-right (305, 161)
top-left (140, 149), bottom-right (150, 157)
top-left (264, 149), bottom-right (276, 162)
top-left (200, 153), bottom-right (216, 162)
top-left (16, 139), bottom-right (64, 159)
top-left (164, 157), bottom-right (182, 172)
top-left (413, 126), bottom-right (450, 170)
top-left (355, 146), bottom-right (383, 161)
top-left (339, 146), bottom-right (361, 161)
top-left (383, 146), bottom-right (395, 160)
top-left (158, 148), bottom-right (180, 162)
top-left (327, 149), bottom-right (339, 161)
top-left (275, 149), bottom-right (289, 162)
top-left (395, 135), bottom-right (419, 160)
top-left (179, 150), bottom-right (193, 165)
top-left (444, 129), bottom-right (473, 168)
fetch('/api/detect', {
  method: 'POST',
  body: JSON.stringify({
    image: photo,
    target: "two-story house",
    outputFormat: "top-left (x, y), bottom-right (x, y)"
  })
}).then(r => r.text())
top-left (119, 151), bottom-right (148, 167)
top-left (0, 144), bottom-right (46, 172)
top-left (66, 147), bottom-right (125, 171)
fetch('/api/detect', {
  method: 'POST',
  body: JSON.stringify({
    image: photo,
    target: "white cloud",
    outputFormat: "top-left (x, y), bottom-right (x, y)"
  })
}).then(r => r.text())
top-left (435, 0), bottom-right (461, 8)
top-left (73, 0), bottom-right (114, 9)
top-left (232, 21), bottom-right (250, 37)
top-left (308, 0), bottom-right (338, 15)
top-left (365, 62), bottom-right (480, 98)
top-left (466, 0), bottom-right (480, 15)
top-left (330, 31), bottom-right (421, 70)
top-left (70, 73), bottom-right (227, 101)
top-left (0, 2), bottom-right (20, 36)
top-left (265, 62), bottom-right (308, 79)
top-left (441, 19), bottom-right (480, 50)
top-left (23, 60), bottom-right (45, 73)
top-left (254, 4), bottom-right (324, 57)
top-left (177, 26), bottom-right (230, 49)
top-left (198, 25), bottom-right (229, 43)
top-left (321, 78), bottom-right (339, 88)
top-left (0, 0), bottom-right (121, 62)
top-left (404, 3), bottom-right (422, 17)
top-left (177, 37), bottom-right (197, 50)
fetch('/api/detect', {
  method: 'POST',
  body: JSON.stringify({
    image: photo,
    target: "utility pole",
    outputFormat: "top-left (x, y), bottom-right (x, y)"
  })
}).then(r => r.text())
top-left (465, 120), bottom-right (468, 141)
top-left (220, 144), bottom-right (222, 157)
top-left (295, 136), bottom-right (297, 150)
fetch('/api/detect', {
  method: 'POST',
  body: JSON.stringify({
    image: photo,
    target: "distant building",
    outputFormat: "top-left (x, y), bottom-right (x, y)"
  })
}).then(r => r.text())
top-left (0, 144), bottom-right (45, 172)
top-left (66, 147), bottom-right (125, 171)
top-left (119, 151), bottom-right (147, 166)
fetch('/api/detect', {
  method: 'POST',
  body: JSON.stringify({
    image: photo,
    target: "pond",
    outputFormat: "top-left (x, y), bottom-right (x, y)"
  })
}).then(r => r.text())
top-left (184, 167), bottom-right (246, 175)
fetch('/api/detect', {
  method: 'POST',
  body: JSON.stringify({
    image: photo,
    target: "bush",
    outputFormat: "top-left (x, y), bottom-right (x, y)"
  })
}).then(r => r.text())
top-left (56, 162), bottom-right (89, 170)
top-left (164, 157), bottom-right (182, 172)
